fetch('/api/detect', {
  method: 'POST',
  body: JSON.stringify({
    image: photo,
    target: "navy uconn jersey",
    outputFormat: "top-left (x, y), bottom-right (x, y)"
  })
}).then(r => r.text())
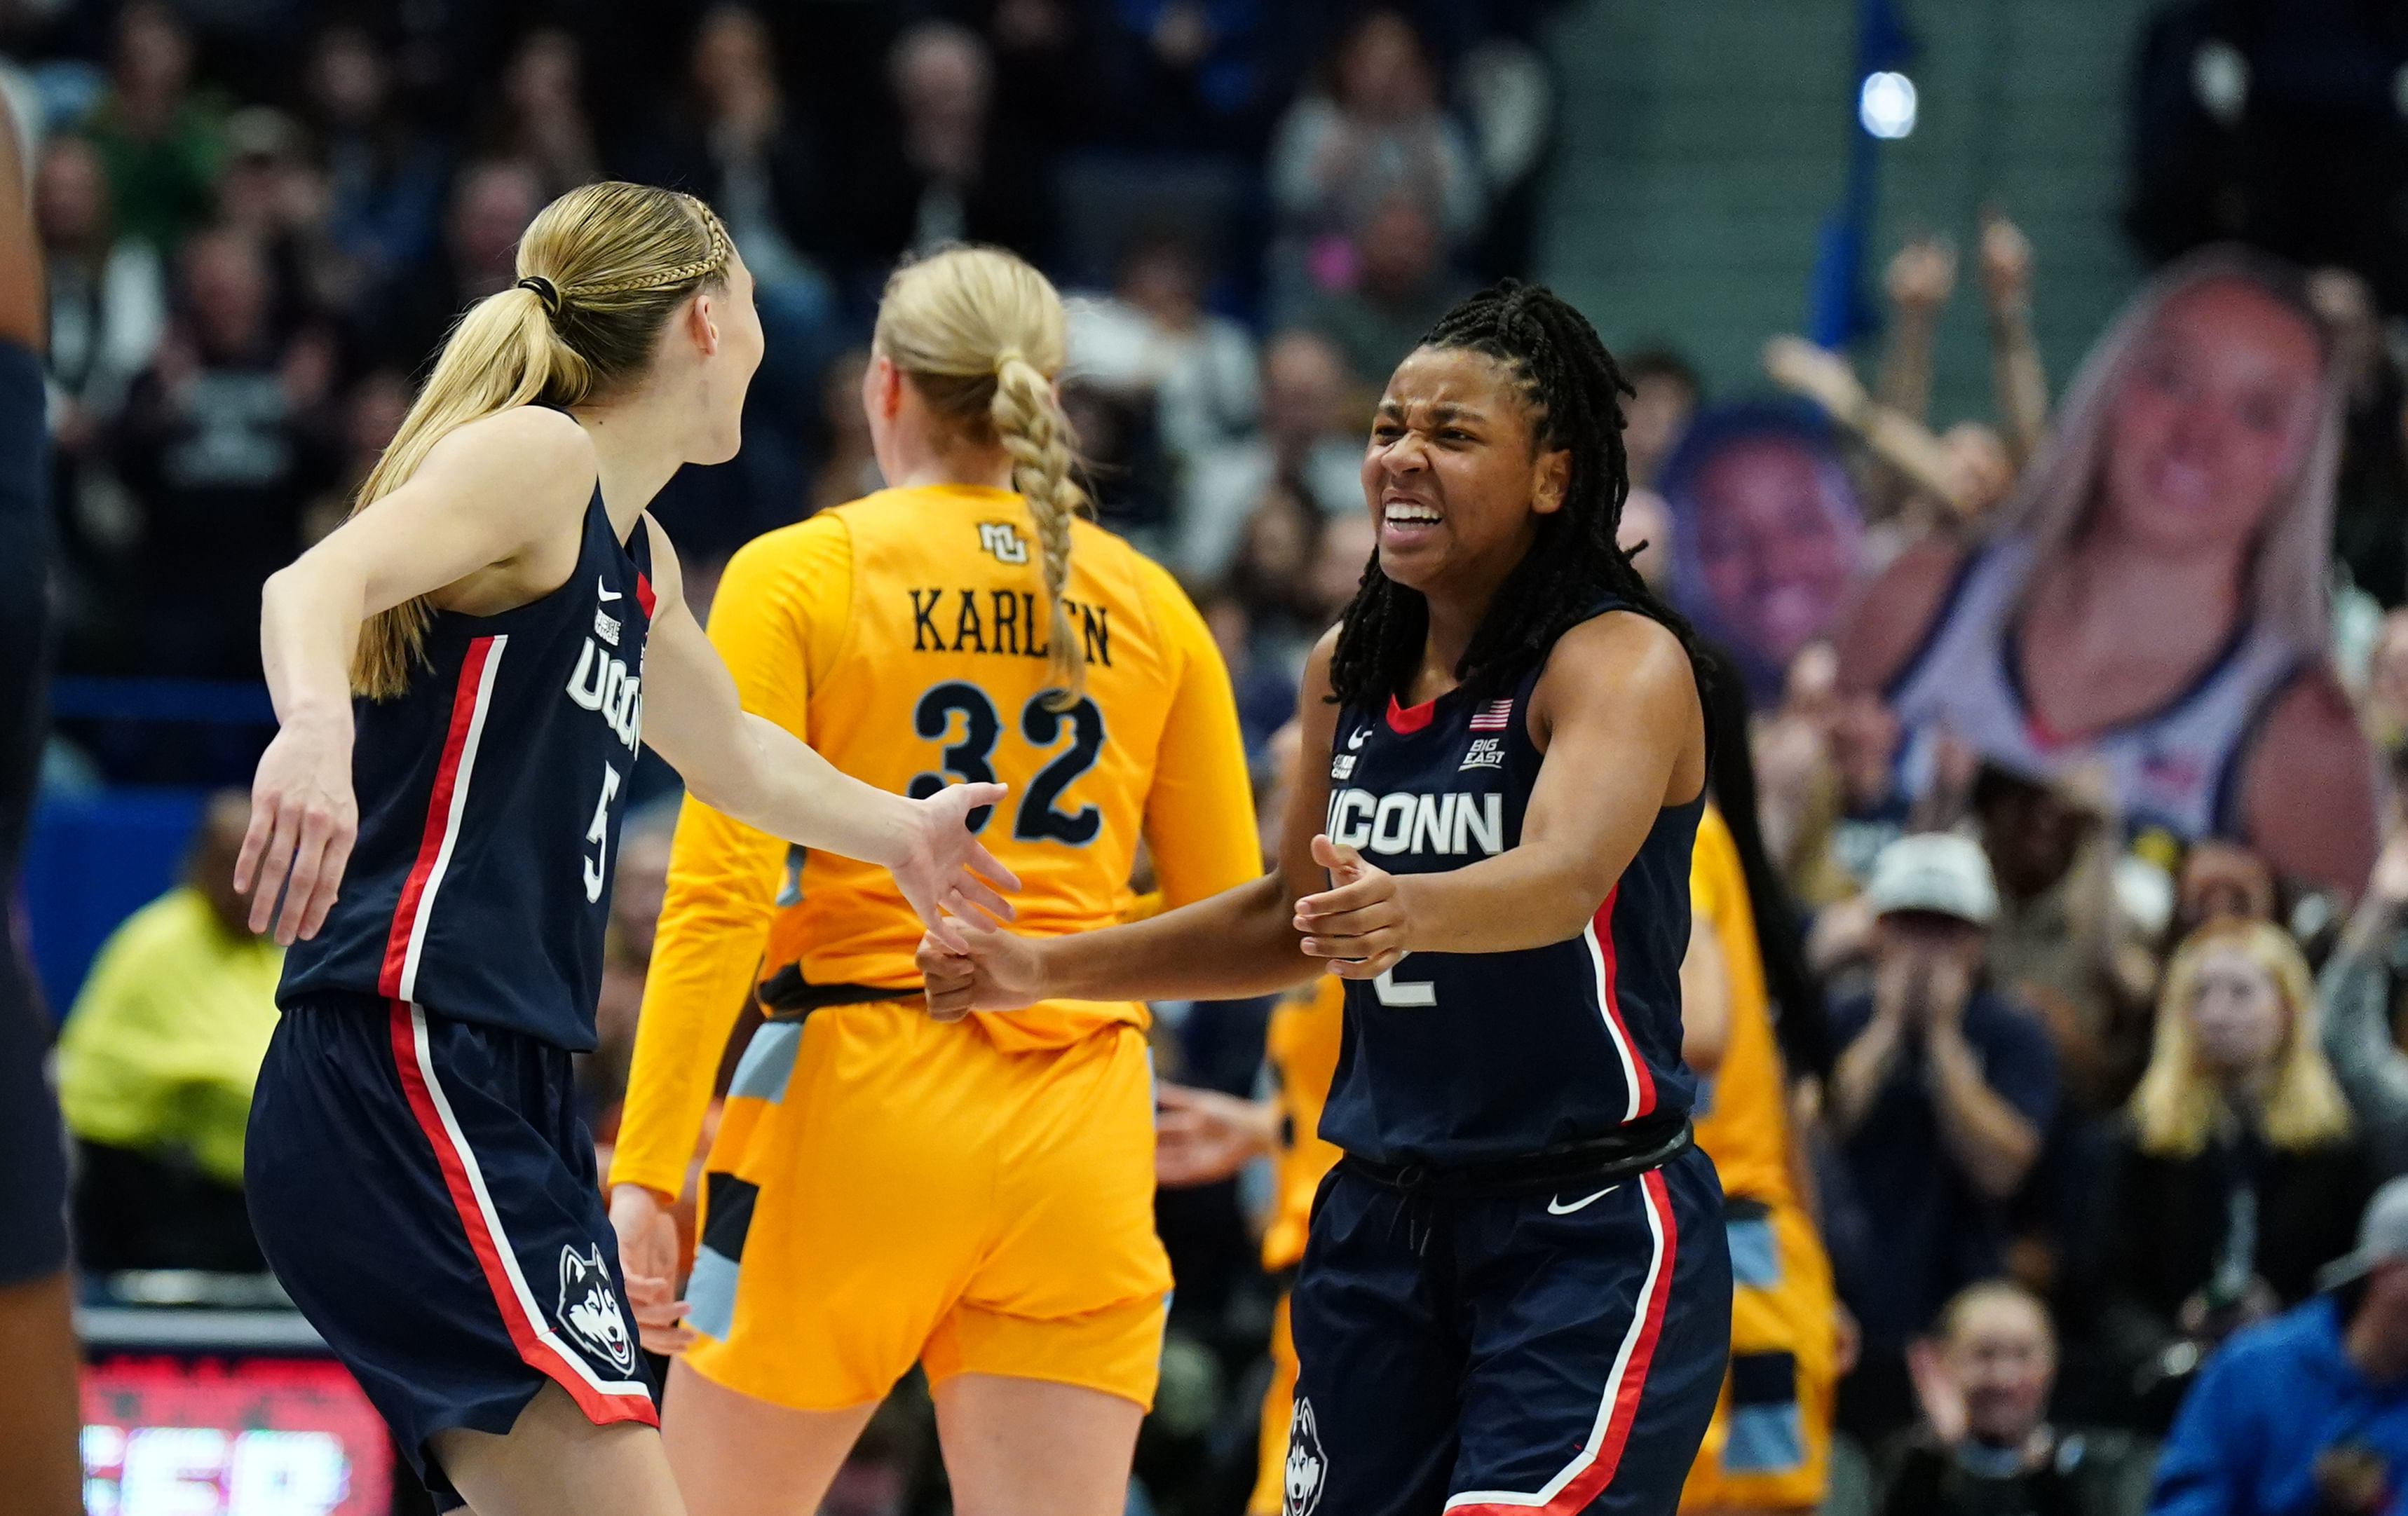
top-left (280, 491), bottom-right (653, 1051)
top-left (1318, 600), bottom-right (1704, 1167)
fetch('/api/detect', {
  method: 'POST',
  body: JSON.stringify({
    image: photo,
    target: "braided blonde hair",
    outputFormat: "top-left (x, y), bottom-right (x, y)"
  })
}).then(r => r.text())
top-left (349, 179), bottom-right (733, 697)
top-left (873, 245), bottom-right (1088, 703)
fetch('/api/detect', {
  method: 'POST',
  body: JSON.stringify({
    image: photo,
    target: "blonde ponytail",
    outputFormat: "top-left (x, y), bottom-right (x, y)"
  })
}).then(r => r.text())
top-left (873, 245), bottom-right (1088, 702)
top-left (349, 180), bottom-right (733, 698)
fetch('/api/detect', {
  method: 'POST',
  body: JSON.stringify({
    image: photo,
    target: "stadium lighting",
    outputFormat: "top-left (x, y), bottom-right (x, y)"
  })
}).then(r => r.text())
top-left (1859, 71), bottom-right (1918, 139)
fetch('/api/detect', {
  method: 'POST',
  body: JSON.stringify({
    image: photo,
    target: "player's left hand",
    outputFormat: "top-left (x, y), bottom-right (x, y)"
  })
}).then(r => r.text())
top-left (1294, 834), bottom-right (1408, 978)
top-left (891, 781), bottom-right (1021, 953)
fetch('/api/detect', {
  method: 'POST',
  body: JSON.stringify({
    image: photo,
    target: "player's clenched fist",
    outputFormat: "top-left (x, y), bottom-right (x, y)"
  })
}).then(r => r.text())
top-left (915, 915), bottom-right (1047, 1020)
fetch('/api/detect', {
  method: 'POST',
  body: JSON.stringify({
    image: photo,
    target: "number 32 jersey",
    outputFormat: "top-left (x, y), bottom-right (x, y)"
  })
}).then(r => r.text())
top-left (636, 483), bottom-right (1259, 1058)
top-left (1319, 601), bottom-right (1704, 1167)
top-left (280, 491), bottom-right (654, 1051)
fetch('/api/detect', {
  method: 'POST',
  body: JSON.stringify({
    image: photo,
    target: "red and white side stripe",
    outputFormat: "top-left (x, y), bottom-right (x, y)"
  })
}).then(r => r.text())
top-left (379, 634), bottom-right (507, 1003)
top-left (1444, 1168), bottom-right (1680, 1515)
top-left (1581, 887), bottom-right (1657, 1123)
top-left (386, 1001), bottom-right (656, 1425)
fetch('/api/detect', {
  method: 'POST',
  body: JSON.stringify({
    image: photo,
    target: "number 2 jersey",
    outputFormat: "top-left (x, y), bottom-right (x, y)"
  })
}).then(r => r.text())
top-left (608, 483), bottom-right (1259, 1202)
top-left (1319, 599), bottom-right (1705, 1168)
top-left (278, 491), bottom-right (653, 1050)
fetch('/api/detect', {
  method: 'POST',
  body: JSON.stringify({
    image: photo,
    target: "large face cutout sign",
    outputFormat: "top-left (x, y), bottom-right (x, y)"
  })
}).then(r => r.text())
top-left (1659, 402), bottom-right (1867, 704)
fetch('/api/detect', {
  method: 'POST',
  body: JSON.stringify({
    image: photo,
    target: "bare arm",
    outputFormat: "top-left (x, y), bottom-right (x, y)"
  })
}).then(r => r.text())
top-left (0, 100), bottom-right (39, 350)
top-left (919, 631), bottom-right (1348, 1013)
top-left (1765, 337), bottom-right (1981, 520)
top-left (2240, 671), bottom-right (2381, 899)
top-left (1830, 981), bottom-right (1908, 1138)
top-left (1292, 613), bottom-right (1706, 971)
top-left (1979, 212), bottom-right (2050, 471)
top-left (1680, 911), bottom-right (1732, 1076)
top-left (1875, 236), bottom-right (1955, 423)
top-left (1926, 1021), bottom-right (2041, 1197)
top-left (234, 408), bottom-right (604, 941)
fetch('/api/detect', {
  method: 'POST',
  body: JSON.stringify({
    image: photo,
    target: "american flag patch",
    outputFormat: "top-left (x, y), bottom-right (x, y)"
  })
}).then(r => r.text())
top-left (1469, 699), bottom-right (1513, 731)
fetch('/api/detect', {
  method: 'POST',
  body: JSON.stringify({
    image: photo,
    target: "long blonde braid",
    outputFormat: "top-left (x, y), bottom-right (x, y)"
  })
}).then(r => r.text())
top-left (873, 246), bottom-right (1089, 702)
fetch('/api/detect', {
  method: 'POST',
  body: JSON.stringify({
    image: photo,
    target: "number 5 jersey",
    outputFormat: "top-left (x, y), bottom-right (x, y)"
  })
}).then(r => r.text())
top-left (279, 489), bottom-right (655, 1050)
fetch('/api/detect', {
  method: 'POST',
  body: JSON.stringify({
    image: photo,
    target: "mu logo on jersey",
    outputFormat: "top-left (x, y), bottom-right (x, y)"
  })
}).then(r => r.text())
top-left (977, 521), bottom-right (1029, 564)
top-left (1324, 786), bottom-right (1505, 858)
top-left (566, 639), bottom-right (642, 753)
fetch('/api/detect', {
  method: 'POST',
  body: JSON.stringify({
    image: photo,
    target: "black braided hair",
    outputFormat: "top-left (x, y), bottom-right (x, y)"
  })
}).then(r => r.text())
top-left (1326, 280), bottom-right (1703, 711)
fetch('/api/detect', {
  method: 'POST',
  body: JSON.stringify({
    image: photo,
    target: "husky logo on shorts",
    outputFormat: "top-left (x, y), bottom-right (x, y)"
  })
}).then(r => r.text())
top-left (1283, 1398), bottom-right (1328, 1516)
top-left (556, 1245), bottom-right (637, 1374)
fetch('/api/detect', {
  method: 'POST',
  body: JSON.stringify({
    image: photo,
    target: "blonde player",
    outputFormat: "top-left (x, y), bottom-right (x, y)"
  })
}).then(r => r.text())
top-left (606, 245), bottom-right (1258, 1516)
top-left (1680, 803), bottom-right (1839, 1515)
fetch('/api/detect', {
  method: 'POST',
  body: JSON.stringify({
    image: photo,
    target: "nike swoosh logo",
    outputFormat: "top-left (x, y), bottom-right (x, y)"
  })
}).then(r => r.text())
top-left (597, 577), bottom-right (623, 603)
top-left (1347, 728), bottom-right (1369, 750)
top-left (1546, 1185), bottom-right (1619, 1215)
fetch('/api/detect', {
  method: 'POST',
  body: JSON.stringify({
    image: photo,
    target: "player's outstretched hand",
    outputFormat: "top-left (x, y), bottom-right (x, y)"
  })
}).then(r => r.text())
top-left (1294, 834), bottom-right (1408, 978)
top-left (915, 914), bottom-right (1045, 1022)
top-left (608, 1184), bottom-right (695, 1355)
top-left (890, 781), bottom-right (1021, 953)
top-left (1156, 1084), bottom-right (1277, 1187)
top-left (233, 710), bottom-right (359, 945)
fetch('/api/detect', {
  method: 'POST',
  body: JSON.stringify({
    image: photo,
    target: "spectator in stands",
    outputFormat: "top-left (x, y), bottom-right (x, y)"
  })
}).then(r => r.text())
top-left (1839, 247), bottom-right (2379, 896)
top-left (1067, 223), bottom-right (1257, 464)
top-left (1177, 327), bottom-right (1362, 584)
top-left (55, 792), bottom-right (278, 1271)
top-left (298, 367), bottom-right (408, 546)
top-left (1975, 763), bottom-right (2151, 1112)
top-left (2176, 842), bottom-right (2280, 936)
top-left (2149, 1177), bottom-right (2408, 1516)
top-left (109, 227), bottom-right (337, 678)
top-left (1622, 346), bottom-right (1699, 493)
top-left (1091, 0), bottom-right (1277, 153)
top-left (301, 25), bottom-right (447, 296)
top-left (1295, 191), bottom-right (1475, 392)
top-left (37, 132), bottom-right (164, 668)
top-left (482, 27), bottom-right (601, 203)
top-left (215, 107), bottom-right (356, 336)
top-left (2096, 920), bottom-right (2367, 1427)
top-left (371, 157), bottom-right (540, 374)
top-left (840, 21), bottom-right (1050, 285)
top-left (1268, 8), bottom-right (1480, 307)
top-left (2324, 833), bottom-right (2408, 1180)
top-left (626, 7), bottom-right (834, 349)
top-left (1828, 833), bottom-right (2060, 1441)
top-left (79, 2), bottom-right (224, 255)
top-left (1877, 1282), bottom-right (2156, 1516)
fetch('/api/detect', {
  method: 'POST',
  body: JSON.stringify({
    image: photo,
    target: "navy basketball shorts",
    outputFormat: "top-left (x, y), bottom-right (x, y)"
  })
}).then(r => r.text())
top-left (1281, 1143), bottom-right (1730, 1516)
top-left (246, 992), bottom-right (656, 1506)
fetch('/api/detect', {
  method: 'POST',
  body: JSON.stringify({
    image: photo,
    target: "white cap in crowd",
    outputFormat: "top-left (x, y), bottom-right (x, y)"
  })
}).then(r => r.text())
top-left (1866, 832), bottom-right (2001, 927)
top-left (2319, 1176), bottom-right (2408, 1290)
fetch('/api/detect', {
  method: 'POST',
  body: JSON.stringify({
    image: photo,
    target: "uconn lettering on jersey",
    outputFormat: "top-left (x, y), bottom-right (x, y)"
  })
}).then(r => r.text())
top-left (564, 634), bottom-right (643, 753)
top-left (1324, 786), bottom-right (1506, 859)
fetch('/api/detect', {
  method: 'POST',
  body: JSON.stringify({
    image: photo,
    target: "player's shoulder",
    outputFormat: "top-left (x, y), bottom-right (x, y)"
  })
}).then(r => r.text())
top-left (422, 405), bottom-right (599, 512)
top-left (1547, 608), bottom-right (1694, 698)
top-left (722, 508), bottom-right (852, 591)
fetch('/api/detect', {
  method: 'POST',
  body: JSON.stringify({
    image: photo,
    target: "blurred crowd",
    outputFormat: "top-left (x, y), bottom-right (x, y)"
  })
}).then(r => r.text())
top-left (28, 3), bottom-right (2408, 1516)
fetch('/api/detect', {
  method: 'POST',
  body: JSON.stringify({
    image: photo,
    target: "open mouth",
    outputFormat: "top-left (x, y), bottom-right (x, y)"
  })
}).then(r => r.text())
top-left (1381, 502), bottom-right (1441, 528)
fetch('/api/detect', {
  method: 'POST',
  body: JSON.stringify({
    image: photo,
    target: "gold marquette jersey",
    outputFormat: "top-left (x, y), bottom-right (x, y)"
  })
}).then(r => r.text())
top-left (1687, 803), bottom-right (1795, 1208)
top-left (1260, 974), bottom-right (1346, 1273)
top-left (610, 484), bottom-right (1259, 1201)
